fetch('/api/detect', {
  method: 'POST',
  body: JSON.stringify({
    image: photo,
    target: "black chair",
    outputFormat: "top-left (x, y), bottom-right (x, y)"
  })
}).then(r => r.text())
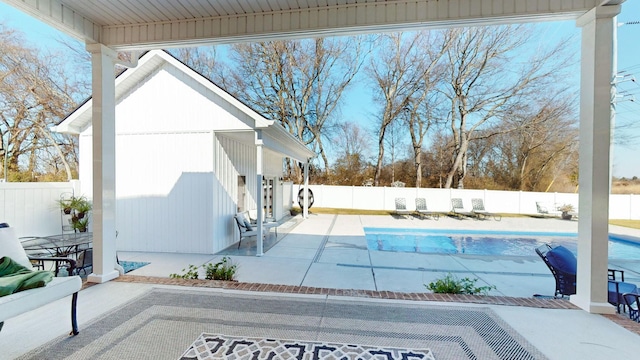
top-left (536, 244), bottom-right (636, 312)
top-left (536, 244), bottom-right (576, 298)
top-left (607, 269), bottom-right (637, 313)
top-left (73, 248), bottom-right (93, 275)
top-left (623, 293), bottom-right (640, 322)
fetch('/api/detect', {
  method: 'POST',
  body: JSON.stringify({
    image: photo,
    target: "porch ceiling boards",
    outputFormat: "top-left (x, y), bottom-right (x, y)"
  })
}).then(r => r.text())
top-left (5, 0), bottom-right (604, 50)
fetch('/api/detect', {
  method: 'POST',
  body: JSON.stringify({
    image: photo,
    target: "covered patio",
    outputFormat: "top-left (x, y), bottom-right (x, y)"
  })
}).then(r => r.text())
top-left (2, 214), bottom-right (640, 359)
top-left (1, 0), bottom-right (625, 315)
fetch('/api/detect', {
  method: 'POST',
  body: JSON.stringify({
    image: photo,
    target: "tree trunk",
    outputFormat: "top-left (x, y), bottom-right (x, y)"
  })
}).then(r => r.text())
top-left (374, 129), bottom-right (386, 186)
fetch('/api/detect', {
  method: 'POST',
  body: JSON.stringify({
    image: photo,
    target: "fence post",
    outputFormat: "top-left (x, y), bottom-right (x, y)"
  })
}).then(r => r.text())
top-left (519, 191), bottom-right (522, 215)
top-left (352, 185), bottom-right (355, 210)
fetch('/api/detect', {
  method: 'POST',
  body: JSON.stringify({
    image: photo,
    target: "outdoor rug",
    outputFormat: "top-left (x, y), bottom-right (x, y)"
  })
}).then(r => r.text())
top-left (180, 333), bottom-right (435, 359)
top-left (19, 287), bottom-right (548, 360)
top-left (119, 260), bottom-right (150, 273)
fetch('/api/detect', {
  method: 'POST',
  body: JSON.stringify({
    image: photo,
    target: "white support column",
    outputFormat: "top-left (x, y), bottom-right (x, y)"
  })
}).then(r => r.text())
top-left (86, 43), bottom-right (119, 283)
top-left (572, 4), bottom-right (621, 314)
top-left (303, 161), bottom-right (309, 219)
top-left (256, 130), bottom-right (264, 257)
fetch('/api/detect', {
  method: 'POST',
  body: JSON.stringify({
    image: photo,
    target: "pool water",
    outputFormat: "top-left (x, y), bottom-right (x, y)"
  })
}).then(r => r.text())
top-left (363, 228), bottom-right (640, 260)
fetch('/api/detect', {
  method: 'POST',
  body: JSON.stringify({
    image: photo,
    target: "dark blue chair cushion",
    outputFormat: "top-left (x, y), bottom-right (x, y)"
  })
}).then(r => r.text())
top-left (546, 246), bottom-right (577, 274)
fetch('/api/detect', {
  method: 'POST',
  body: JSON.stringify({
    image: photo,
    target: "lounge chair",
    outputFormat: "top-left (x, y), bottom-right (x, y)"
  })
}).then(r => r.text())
top-left (415, 198), bottom-right (439, 220)
top-left (536, 244), bottom-right (634, 310)
top-left (394, 198), bottom-right (413, 218)
top-left (535, 202), bottom-right (562, 217)
top-left (471, 198), bottom-right (501, 221)
top-left (450, 198), bottom-right (474, 219)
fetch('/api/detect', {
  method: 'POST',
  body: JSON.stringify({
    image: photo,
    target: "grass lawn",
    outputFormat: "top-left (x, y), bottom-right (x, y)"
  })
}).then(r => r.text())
top-left (609, 220), bottom-right (640, 230)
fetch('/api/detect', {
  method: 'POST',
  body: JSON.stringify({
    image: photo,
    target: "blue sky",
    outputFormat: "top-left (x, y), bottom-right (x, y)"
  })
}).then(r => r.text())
top-left (1, 1), bottom-right (639, 177)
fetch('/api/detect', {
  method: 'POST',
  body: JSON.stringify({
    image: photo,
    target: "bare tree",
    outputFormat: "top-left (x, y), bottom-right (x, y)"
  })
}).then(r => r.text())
top-left (171, 47), bottom-right (218, 80)
top-left (367, 31), bottom-right (450, 186)
top-left (383, 117), bottom-right (405, 185)
top-left (330, 122), bottom-right (372, 185)
top-left (216, 37), bottom-right (367, 181)
top-left (483, 94), bottom-right (579, 191)
top-left (0, 25), bottom-right (84, 181)
top-left (439, 25), bottom-right (575, 188)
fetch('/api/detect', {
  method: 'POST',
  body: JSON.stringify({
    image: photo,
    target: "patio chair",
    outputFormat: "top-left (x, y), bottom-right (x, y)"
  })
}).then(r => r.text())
top-left (394, 198), bottom-right (413, 218)
top-left (73, 248), bottom-right (93, 275)
top-left (414, 198), bottom-right (439, 220)
top-left (450, 198), bottom-right (475, 219)
top-left (623, 292), bottom-right (640, 322)
top-left (471, 198), bottom-right (501, 221)
top-left (535, 244), bottom-right (576, 298)
top-left (234, 212), bottom-right (266, 249)
top-left (535, 202), bottom-right (562, 217)
top-left (536, 244), bottom-right (633, 309)
top-left (607, 269), bottom-right (638, 313)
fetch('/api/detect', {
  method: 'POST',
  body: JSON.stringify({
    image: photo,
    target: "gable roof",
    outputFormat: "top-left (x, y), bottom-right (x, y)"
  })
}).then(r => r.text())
top-left (54, 50), bottom-right (314, 161)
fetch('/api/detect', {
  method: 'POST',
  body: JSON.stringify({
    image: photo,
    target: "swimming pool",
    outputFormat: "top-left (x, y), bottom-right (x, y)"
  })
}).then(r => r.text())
top-left (363, 227), bottom-right (640, 260)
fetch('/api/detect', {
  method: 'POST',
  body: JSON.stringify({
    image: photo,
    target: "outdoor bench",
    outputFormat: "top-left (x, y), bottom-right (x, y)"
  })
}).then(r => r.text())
top-left (0, 224), bottom-right (82, 336)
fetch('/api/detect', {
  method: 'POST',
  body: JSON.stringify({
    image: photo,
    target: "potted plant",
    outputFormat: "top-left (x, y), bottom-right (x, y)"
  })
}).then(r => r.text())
top-left (58, 195), bottom-right (92, 232)
top-left (72, 217), bottom-right (90, 232)
top-left (73, 197), bottom-right (92, 219)
top-left (558, 204), bottom-right (575, 220)
top-left (58, 198), bottom-right (73, 214)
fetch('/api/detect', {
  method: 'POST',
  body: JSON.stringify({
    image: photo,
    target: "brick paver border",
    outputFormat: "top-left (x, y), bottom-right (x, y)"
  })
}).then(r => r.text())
top-left (100, 275), bottom-right (640, 335)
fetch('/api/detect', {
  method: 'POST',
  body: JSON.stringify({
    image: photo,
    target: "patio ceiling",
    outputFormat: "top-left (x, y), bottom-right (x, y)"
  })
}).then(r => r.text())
top-left (4, 0), bottom-right (608, 51)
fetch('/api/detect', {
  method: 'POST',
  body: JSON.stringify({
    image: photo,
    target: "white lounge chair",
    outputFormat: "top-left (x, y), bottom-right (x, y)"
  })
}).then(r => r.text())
top-left (471, 198), bottom-right (501, 221)
top-left (415, 198), bottom-right (439, 220)
top-left (450, 198), bottom-right (475, 219)
top-left (394, 198), bottom-right (413, 218)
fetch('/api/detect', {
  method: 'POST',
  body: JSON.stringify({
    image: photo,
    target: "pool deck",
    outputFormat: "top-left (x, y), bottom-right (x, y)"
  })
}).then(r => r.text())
top-left (124, 213), bottom-right (640, 298)
top-left (3, 214), bottom-right (640, 359)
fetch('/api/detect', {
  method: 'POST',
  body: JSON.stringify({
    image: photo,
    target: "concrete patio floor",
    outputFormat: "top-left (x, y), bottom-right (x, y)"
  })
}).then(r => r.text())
top-left (123, 213), bottom-right (640, 298)
top-left (3, 214), bottom-right (640, 359)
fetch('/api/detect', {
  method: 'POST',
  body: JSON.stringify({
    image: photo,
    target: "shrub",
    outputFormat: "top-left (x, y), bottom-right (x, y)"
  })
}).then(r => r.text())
top-left (425, 273), bottom-right (495, 295)
top-left (204, 256), bottom-right (238, 281)
top-left (169, 264), bottom-right (200, 279)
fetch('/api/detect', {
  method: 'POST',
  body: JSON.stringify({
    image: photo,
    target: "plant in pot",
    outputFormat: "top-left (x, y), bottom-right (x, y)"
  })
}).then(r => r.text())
top-left (58, 195), bottom-right (92, 232)
top-left (72, 217), bottom-right (90, 232)
top-left (73, 197), bottom-right (92, 219)
top-left (58, 198), bottom-right (73, 215)
top-left (558, 204), bottom-right (575, 220)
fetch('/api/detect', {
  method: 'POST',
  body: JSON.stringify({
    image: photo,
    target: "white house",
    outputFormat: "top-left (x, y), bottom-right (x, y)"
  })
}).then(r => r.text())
top-left (55, 50), bottom-right (314, 255)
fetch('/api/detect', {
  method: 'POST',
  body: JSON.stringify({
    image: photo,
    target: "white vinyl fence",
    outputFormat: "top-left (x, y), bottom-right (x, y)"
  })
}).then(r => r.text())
top-left (3, 182), bottom-right (640, 241)
top-left (0, 181), bottom-right (81, 238)
top-left (294, 185), bottom-right (640, 220)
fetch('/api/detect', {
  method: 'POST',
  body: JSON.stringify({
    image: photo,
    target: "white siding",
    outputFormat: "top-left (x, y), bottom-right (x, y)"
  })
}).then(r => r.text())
top-left (216, 134), bottom-right (256, 250)
top-left (75, 56), bottom-right (296, 253)
top-left (115, 64), bottom-right (255, 134)
top-left (115, 132), bottom-right (214, 253)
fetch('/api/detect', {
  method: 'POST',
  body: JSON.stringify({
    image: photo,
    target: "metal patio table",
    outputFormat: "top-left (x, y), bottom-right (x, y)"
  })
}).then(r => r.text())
top-left (20, 232), bottom-right (93, 276)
